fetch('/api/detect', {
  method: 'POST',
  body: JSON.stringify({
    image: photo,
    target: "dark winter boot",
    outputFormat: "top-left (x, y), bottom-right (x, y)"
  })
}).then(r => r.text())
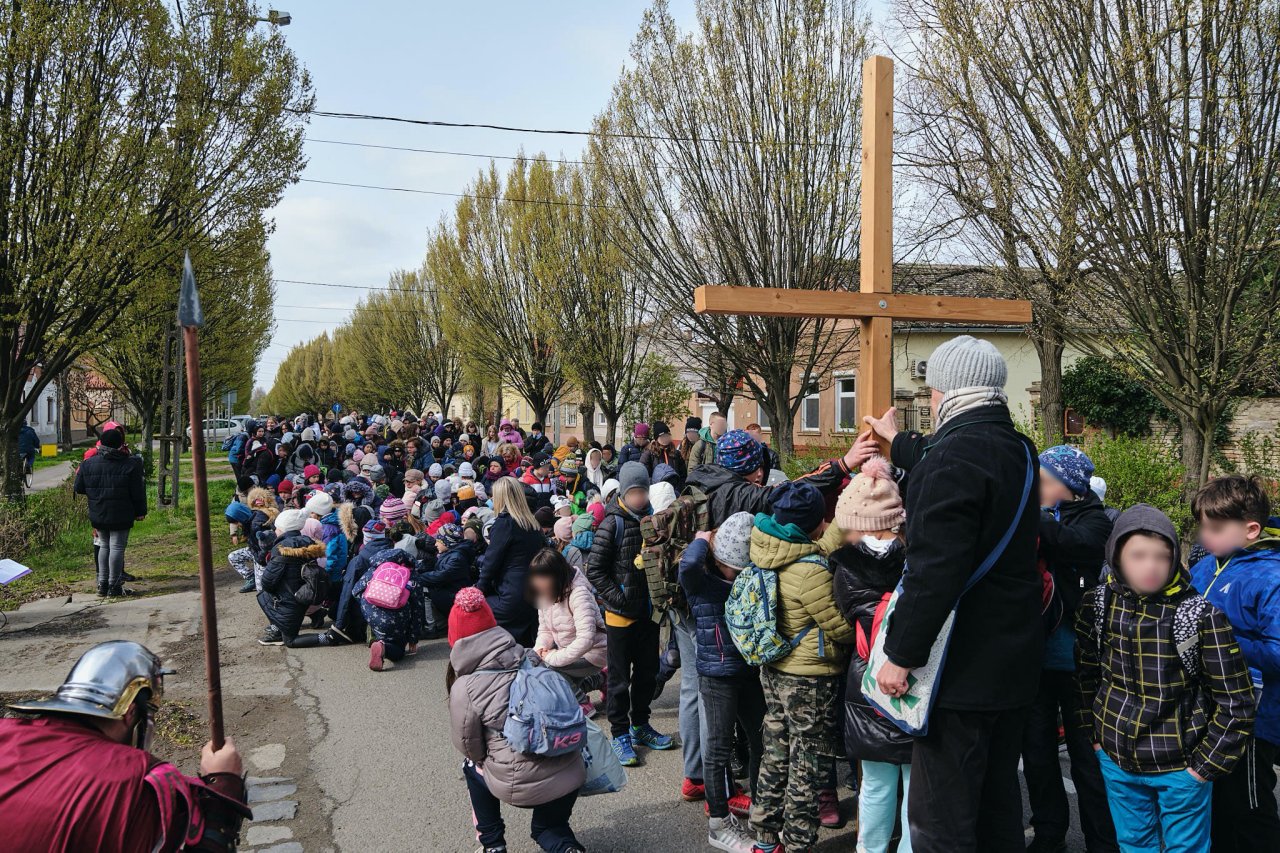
top-left (97, 582), bottom-right (109, 598)
top-left (238, 578), bottom-right (257, 593)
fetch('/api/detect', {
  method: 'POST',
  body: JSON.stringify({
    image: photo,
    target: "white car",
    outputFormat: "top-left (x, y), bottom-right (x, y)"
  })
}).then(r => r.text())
top-left (187, 418), bottom-right (244, 443)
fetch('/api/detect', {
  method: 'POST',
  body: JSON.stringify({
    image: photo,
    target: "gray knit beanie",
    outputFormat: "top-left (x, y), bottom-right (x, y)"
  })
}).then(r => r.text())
top-left (926, 335), bottom-right (1008, 392)
top-left (713, 511), bottom-right (754, 571)
top-left (618, 461), bottom-right (651, 499)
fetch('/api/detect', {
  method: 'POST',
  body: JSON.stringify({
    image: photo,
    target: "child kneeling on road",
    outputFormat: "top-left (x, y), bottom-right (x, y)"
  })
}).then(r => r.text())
top-left (1076, 504), bottom-right (1256, 853)
top-left (447, 587), bottom-right (587, 853)
top-left (749, 481), bottom-right (854, 853)
top-left (831, 457), bottom-right (913, 853)
top-left (1190, 474), bottom-right (1280, 849)
top-left (353, 550), bottom-right (425, 671)
top-left (529, 547), bottom-right (607, 717)
top-left (680, 511), bottom-right (762, 853)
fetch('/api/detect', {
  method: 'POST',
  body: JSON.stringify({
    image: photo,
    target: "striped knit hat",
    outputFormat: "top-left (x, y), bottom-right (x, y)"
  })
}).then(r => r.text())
top-left (379, 496), bottom-right (409, 525)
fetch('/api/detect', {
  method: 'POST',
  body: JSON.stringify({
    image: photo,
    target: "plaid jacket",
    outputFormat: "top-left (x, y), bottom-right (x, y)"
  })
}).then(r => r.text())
top-left (1074, 572), bottom-right (1255, 780)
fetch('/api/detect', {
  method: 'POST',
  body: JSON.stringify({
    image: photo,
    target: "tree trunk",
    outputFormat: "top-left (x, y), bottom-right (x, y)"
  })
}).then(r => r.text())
top-left (58, 372), bottom-right (73, 451)
top-left (606, 416), bottom-right (620, 449)
top-left (580, 402), bottom-right (596, 445)
top-left (139, 408), bottom-right (157, 483)
top-left (1179, 411), bottom-right (1211, 502)
top-left (1, 421), bottom-right (24, 502)
top-left (760, 391), bottom-right (795, 459)
top-left (1033, 328), bottom-right (1066, 447)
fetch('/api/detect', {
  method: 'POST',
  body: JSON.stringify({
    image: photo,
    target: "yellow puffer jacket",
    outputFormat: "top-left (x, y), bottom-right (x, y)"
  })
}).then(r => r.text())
top-left (749, 517), bottom-right (855, 677)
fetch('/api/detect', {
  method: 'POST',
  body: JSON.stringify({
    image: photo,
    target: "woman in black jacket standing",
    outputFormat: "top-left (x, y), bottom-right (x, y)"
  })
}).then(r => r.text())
top-left (474, 477), bottom-right (544, 645)
top-left (73, 428), bottom-right (146, 597)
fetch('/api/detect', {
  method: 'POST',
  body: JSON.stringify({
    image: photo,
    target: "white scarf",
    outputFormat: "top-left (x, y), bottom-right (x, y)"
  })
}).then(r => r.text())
top-left (936, 385), bottom-right (1008, 426)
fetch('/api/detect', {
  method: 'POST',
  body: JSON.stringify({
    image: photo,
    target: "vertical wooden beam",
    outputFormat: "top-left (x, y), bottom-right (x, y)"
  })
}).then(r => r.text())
top-left (858, 55), bottom-right (894, 450)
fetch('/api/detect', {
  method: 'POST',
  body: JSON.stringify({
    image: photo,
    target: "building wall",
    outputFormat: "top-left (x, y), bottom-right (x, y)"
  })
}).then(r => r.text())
top-left (22, 373), bottom-right (59, 444)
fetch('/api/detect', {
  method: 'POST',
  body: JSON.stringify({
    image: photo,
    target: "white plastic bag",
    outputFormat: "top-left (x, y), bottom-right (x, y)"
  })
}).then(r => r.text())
top-left (579, 718), bottom-right (626, 796)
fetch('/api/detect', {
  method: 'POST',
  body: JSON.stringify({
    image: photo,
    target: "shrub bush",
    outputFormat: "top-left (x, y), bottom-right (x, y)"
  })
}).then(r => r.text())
top-left (1082, 433), bottom-right (1191, 537)
top-left (1226, 425), bottom-right (1280, 499)
top-left (1063, 356), bottom-right (1168, 437)
top-left (0, 481), bottom-right (79, 558)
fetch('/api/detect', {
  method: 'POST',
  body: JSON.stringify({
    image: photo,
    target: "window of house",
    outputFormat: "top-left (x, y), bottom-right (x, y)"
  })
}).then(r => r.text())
top-left (801, 385), bottom-right (821, 431)
top-left (757, 399), bottom-right (769, 431)
top-left (30, 398), bottom-right (38, 425)
top-left (596, 410), bottom-right (606, 427)
top-left (564, 405), bottom-right (577, 428)
top-left (837, 378), bottom-right (857, 431)
top-left (47, 396), bottom-right (55, 425)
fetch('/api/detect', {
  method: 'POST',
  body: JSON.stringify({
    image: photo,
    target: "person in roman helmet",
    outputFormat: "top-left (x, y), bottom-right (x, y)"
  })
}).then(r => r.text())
top-left (0, 640), bottom-right (250, 852)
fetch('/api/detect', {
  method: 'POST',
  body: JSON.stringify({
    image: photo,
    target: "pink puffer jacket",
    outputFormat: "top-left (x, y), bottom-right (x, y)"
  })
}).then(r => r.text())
top-left (534, 569), bottom-right (607, 670)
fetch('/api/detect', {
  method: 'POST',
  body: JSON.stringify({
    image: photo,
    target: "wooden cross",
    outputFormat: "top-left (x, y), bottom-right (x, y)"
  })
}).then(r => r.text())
top-left (694, 56), bottom-right (1033, 447)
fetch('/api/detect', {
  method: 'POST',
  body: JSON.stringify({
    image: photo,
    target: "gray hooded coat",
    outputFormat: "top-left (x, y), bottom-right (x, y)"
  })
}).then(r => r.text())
top-left (448, 626), bottom-right (585, 806)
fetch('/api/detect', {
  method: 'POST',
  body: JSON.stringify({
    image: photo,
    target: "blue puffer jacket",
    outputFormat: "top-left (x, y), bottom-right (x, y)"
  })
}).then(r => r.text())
top-left (318, 510), bottom-right (349, 583)
top-left (1190, 524), bottom-right (1280, 745)
top-left (677, 538), bottom-right (749, 677)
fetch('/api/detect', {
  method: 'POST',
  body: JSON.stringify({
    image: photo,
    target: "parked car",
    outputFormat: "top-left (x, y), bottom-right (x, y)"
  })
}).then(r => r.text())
top-left (187, 418), bottom-right (244, 444)
top-left (229, 414), bottom-right (255, 431)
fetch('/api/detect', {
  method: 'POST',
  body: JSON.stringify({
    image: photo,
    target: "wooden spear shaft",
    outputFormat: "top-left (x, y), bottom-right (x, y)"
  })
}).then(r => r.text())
top-left (179, 252), bottom-right (225, 749)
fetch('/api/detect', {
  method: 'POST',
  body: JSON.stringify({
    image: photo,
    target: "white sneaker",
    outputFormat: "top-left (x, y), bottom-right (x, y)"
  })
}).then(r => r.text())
top-left (707, 815), bottom-right (755, 853)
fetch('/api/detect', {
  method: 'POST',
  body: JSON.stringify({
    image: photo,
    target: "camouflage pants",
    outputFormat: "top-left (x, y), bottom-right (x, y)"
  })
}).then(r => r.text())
top-left (750, 667), bottom-right (841, 851)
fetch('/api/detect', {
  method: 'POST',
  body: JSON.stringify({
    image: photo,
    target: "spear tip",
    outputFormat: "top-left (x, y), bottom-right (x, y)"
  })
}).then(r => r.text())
top-left (178, 250), bottom-right (204, 328)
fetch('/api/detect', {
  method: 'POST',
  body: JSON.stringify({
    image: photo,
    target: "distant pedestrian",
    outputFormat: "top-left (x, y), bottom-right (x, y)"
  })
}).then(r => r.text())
top-left (73, 428), bottom-right (146, 597)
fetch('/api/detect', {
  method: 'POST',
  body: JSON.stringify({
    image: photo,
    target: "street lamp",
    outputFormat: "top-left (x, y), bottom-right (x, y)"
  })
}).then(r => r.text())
top-left (263, 10), bottom-right (291, 26)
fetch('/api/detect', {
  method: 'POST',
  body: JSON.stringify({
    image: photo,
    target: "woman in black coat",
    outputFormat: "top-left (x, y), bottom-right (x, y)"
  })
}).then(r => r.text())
top-left (474, 478), bottom-right (545, 646)
top-left (73, 428), bottom-right (146, 597)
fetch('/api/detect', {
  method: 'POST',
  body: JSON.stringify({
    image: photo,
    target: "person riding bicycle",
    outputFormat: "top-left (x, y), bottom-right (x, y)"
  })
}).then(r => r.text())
top-left (18, 420), bottom-right (39, 474)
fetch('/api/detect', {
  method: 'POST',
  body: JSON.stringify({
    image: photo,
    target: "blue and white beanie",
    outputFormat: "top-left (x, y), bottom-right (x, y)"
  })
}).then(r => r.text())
top-left (1039, 445), bottom-right (1095, 497)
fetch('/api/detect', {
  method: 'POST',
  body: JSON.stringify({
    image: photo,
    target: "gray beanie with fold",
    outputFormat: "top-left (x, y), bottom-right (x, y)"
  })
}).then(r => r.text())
top-left (713, 511), bottom-right (755, 571)
top-left (618, 461), bottom-right (651, 498)
top-left (926, 335), bottom-right (1008, 392)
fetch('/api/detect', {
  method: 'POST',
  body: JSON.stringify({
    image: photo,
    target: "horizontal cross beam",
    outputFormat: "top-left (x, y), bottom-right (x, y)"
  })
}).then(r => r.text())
top-left (693, 285), bottom-right (1032, 325)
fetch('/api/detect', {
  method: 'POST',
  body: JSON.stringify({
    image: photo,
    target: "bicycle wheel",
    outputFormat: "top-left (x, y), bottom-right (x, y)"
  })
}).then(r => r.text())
top-left (24, 463), bottom-right (33, 489)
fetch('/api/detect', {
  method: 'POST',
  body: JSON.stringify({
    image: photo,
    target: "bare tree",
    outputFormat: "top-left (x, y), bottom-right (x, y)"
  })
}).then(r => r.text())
top-left (590, 0), bottom-right (868, 455)
top-left (895, 0), bottom-right (1099, 445)
top-left (900, 0), bottom-right (1280, 487)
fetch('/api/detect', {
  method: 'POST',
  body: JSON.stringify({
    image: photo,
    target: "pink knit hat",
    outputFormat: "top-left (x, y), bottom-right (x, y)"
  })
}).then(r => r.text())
top-left (835, 456), bottom-right (906, 532)
top-left (553, 516), bottom-right (574, 542)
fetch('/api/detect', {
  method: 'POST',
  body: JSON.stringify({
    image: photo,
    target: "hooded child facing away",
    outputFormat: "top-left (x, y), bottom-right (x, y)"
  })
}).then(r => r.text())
top-left (1075, 504), bottom-right (1255, 853)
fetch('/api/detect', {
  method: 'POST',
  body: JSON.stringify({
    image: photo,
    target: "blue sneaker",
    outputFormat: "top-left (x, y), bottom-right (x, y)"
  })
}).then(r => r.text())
top-left (630, 723), bottom-right (675, 750)
top-left (612, 733), bottom-right (640, 766)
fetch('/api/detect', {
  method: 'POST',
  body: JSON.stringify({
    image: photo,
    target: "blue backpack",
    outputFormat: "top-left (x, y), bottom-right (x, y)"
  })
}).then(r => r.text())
top-left (501, 654), bottom-right (587, 757)
top-left (224, 432), bottom-right (247, 464)
top-left (224, 499), bottom-right (253, 525)
top-left (726, 555), bottom-right (828, 666)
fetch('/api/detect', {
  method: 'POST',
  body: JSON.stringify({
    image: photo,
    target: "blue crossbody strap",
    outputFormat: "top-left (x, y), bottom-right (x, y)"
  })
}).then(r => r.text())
top-left (962, 440), bottom-right (1035, 595)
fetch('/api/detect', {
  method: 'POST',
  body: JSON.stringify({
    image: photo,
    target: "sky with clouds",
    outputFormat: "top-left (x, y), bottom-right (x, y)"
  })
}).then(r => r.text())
top-left (259, 0), bottom-right (890, 391)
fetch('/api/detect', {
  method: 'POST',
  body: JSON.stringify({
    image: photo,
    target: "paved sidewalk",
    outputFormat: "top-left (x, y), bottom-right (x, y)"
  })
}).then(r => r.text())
top-left (28, 461), bottom-right (72, 492)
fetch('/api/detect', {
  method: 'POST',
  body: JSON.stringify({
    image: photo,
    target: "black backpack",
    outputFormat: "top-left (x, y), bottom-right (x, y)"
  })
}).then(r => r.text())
top-left (293, 560), bottom-right (329, 608)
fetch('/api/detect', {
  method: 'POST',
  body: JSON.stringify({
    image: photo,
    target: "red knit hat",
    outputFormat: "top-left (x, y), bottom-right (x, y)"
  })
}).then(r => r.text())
top-left (448, 587), bottom-right (497, 647)
top-left (277, 480), bottom-right (295, 494)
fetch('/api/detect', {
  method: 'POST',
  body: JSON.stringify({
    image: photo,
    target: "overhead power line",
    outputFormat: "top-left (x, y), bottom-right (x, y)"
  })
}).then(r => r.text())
top-left (305, 137), bottom-right (592, 166)
top-left (274, 277), bottom-right (386, 291)
top-left (305, 108), bottom-right (839, 148)
top-left (298, 178), bottom-right (610, 209)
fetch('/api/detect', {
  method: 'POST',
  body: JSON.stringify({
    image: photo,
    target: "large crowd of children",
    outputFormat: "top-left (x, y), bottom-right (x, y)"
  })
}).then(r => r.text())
top-left (221, 341), bottom-right (1280, 853)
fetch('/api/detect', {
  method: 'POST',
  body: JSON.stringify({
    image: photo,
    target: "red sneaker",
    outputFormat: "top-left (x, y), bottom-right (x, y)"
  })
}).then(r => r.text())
top-left (681, 777), bottom-right (706, 801)
top-left (817, 788), bottom-right (844, 828)
top-left (727, 791), bottom-right (752, 819)
top-left (369, 640), bottom-right (385, 671)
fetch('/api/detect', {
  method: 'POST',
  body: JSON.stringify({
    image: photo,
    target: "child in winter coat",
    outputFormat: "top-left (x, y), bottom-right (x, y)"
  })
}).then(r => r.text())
top-left (257, 509), bottom-right (326, 647)
top-left (679, 511), bottom-right (763, 853)
top-left (586, 461), bottom-right (676, 767)
top-left (246, 487), bottom-right (280, 593)
top-left (530, 548), bottom-right (607, 715)
top-left (352, 548), bottom-right (425, 671)
top-left (448, 588), bottom-right (586, 853)
top-left (420, 523), bottom-right (476, 638)
top-left (1076, 504), bottom-right (1256, 853)
top-left (748, 480), bottom-right (854, 853)
top-left (1027, 446), bottom-right (1118, 853)
top-left (1189, 475), bottom-right (1280, 849)
top-left (830, 458), bottom-right (913, 853)
top-left (551, 517), bottom-right (586, 572)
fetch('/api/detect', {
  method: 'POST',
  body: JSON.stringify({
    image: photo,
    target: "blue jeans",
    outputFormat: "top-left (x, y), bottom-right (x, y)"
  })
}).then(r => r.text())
top-left (857, 760), bottom-right (911, 853)
top-left (672, 610), bottom-right (708, 779)
top-left (463, 761), bottom-right (580, 852)
top-left (1096, 749), bottom-right (1212, 853)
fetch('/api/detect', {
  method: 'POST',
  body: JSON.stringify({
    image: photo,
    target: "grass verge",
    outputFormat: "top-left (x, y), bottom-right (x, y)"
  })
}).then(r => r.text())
top-left (0, 477), bottom-right (235, 611)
